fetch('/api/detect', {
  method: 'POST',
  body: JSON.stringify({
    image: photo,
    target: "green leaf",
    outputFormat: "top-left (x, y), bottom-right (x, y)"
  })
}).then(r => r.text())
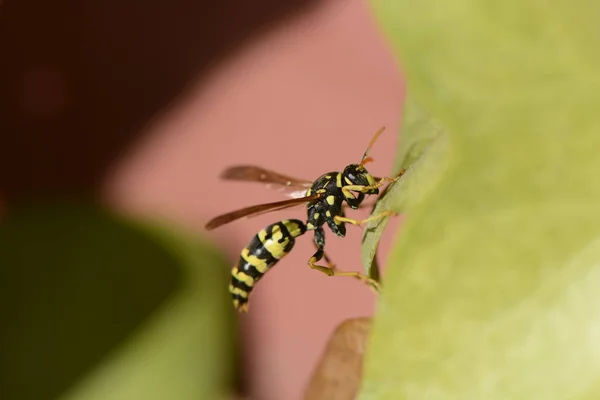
top-left (361, 99), bottom-right (450, 278)
top-left (360, 0), bottom-right (600, 399)
top-left (0, 203), bottom-right (236, 400)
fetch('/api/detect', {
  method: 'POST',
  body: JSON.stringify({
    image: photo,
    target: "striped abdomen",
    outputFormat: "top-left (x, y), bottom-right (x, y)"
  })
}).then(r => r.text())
top-left (230, 219), bottom-right (307, 312)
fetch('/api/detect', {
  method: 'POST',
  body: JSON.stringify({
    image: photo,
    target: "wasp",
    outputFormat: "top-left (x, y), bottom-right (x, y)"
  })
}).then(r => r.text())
top-left (205, 127), bottom-right (405, 312)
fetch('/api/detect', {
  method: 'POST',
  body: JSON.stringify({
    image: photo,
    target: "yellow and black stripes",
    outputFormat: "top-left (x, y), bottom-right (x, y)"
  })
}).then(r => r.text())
top-left (230, 219), bottom-right (307, 312)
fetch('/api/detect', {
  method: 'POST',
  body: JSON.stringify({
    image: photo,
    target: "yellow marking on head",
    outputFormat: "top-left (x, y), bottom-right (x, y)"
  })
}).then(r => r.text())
top-left (241, 248), bottom-right (269, 273)
top-left (229, 285), bottom-right (249, 298)
top-left (233, 271), bottom-right (255, 286)
top-left (344, 176), bottom-right (353, 185)
top-left (326, 210), bottom-right (331, 217)
top-left (336, 173), bottom-right (342, 187)
top-left (326, 195), bottom-right (335, 205)
top-left (366, 173), bottom-right (376, 186)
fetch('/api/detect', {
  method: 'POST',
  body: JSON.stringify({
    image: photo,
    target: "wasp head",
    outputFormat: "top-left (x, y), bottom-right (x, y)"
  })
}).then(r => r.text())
top-left (341, 164), bottom-right (378, 196)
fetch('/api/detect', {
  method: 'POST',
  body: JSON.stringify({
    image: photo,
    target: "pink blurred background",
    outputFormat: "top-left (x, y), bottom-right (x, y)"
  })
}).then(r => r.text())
top-left (1, 0), bottom-right (404, 398)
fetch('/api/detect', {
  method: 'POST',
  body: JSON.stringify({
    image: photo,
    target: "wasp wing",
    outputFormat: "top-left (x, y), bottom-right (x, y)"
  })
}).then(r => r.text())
top-left (248, 198), bottom-right (377, 219)
top-left (247, 201), bottom-right (311, 218)
top-left (220, 165), bottom-right (312, 198)
top-left (205, 194), bottom-right (321, 230)
top-left (220, 165), bottom-right (312, 187)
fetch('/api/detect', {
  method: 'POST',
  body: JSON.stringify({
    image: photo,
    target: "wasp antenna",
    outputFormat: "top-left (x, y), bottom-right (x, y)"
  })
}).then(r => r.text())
top-left (360, 126), bottom-right (385, 166)
top-left (361, 156), bottom-right (374, 167)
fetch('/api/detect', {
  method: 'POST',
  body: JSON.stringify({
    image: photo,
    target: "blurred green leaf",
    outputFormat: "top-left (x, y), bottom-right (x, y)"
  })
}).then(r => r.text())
top-left (0, 203), bottom-right (236, 400)
top-left (361, 0), bottom-right (600, 399)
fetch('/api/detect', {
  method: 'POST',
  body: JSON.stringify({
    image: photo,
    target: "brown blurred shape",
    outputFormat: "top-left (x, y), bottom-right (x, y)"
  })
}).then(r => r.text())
top-left (304, 317), bottom-right (372, 400)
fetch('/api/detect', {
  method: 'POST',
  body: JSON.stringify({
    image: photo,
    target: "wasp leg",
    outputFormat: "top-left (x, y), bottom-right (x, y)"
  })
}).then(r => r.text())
top-left (321, 248), bottom-right (336, 269)
top-left (307, 247), bottom-right (381, 293)
top-left (313, 227), bottom-right (336, 269)
top-left (334, 210), bottom-right (397, 227)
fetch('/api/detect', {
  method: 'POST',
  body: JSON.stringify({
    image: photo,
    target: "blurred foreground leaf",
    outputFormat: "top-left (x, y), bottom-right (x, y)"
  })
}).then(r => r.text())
top-left (361, 0), bottom-right (600, 399)
top-left (0, 203), bottom-right (235, 400)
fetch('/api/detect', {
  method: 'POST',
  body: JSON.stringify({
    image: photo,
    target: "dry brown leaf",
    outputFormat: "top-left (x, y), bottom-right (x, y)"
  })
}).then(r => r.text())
top-left (303, 317), bottom-right (372, 400)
